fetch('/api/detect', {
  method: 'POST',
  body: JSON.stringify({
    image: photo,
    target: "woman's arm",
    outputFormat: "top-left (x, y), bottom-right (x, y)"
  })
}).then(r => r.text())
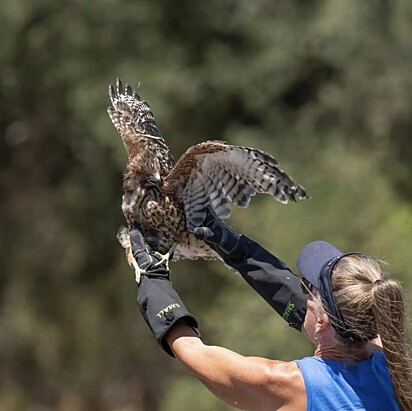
top-left (192, 209), bottom-right (308, 330)
top-left (166, 320), bottom-right (305, 411)
top-left (128, 226), bottom-right (306, 410)
top-left (225, 235), bottom-right (308, 330)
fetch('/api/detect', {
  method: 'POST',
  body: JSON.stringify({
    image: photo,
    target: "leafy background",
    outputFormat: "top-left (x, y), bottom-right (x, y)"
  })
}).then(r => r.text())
top-left (1, 1), bottom-right (411, 410)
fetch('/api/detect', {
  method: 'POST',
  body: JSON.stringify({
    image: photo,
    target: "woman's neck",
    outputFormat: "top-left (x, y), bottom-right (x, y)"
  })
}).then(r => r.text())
top-left (314, 341), bottom-right (372, 362)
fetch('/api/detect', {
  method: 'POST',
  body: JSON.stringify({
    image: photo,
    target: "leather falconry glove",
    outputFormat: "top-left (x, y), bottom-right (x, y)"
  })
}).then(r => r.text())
top-left (192, 207), bottom-right (241, 256)
top-left (130, 224), bottom-right (200, 356)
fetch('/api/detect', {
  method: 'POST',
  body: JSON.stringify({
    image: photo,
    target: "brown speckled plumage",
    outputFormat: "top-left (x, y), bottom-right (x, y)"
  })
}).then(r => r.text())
top-left (108, 79), bottom-right (309, 271)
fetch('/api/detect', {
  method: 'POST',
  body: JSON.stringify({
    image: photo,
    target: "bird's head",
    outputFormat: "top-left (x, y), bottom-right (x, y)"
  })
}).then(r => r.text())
top-left (143, 170), bottom-right (163, 188)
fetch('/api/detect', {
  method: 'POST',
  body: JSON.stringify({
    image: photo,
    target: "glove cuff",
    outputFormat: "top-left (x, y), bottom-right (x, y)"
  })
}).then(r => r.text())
top-left (158, 314), bottom-right (201, 355)
top-left (138, 276), bottom-right (201, 357)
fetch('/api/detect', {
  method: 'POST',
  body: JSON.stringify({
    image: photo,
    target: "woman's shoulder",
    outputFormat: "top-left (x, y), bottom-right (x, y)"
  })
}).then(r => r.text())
top-left (265, 360), bottom-right (307, 410)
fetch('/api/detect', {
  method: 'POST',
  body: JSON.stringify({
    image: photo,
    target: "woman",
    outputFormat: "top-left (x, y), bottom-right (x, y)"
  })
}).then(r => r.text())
top-left (131, 213), bottom-right (412, 410)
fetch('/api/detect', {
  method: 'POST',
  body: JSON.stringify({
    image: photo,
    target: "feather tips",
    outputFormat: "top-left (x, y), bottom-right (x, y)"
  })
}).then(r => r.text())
top-left (163, 141), bottom-right (309, 231)
top-left (107, 78), bottom-right (169, 155)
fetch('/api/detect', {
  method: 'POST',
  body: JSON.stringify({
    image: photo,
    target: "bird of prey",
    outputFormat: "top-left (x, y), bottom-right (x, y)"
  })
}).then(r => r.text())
top-left (108, 78), bottom-right (309, 282)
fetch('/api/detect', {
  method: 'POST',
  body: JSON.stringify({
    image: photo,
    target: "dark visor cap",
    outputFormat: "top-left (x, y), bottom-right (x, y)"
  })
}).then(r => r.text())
top-left (296, 240), bottom-right (373, 342)
top-left (297, 241), bottom-right (344, 287)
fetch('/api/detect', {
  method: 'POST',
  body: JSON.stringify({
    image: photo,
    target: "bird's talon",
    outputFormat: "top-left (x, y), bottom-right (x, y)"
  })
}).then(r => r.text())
top-left (153, 252), bottom-right (170, 271)
top-left (152, 243), bottom-right (177, 271)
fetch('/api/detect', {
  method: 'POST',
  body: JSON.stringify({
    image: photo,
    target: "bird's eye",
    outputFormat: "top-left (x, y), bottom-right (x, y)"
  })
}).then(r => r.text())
top-left (145, 175), bottom-right (162, 187)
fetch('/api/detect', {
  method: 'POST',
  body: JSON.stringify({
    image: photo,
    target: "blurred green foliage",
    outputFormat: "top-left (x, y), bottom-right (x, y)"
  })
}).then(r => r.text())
top-left (1, 0), bottom-right (412, 410)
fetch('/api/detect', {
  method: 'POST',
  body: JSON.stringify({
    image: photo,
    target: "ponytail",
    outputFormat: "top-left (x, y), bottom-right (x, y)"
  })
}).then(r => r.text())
top-left (371, 279), bottom-right (412, 411)
top-left (330, 255), bottom-right (412, 410)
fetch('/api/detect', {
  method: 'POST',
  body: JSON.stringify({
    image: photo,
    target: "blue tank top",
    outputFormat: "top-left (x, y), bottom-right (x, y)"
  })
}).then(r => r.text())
top-left (295, 351), bottom-right (399, 410)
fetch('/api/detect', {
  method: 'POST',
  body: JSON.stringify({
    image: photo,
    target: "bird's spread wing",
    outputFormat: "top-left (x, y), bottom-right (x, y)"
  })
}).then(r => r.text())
top-left (107, 78), bottom-right (171, 160)
top-left (163, 141), bottom-right (309, 232)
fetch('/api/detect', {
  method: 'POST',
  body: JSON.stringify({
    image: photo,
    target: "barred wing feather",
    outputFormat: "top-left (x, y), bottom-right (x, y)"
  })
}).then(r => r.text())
top-left (163, 141), bottom-right (309, 232)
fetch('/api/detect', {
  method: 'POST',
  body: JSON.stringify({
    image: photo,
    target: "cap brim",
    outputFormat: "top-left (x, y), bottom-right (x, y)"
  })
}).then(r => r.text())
top-left (297, 241), bottom-right (343, 288)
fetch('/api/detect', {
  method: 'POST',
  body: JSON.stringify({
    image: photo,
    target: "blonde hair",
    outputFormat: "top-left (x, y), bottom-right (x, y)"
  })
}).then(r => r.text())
top-left (322, 255), bottom-right (412, 411)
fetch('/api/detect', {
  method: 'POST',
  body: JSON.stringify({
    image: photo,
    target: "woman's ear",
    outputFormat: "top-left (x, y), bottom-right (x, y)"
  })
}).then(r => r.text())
top-left (315, 315), bottom-right (331, 335)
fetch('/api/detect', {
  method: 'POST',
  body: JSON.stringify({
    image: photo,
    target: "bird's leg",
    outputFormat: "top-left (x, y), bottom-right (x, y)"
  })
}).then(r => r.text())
top-left (132, 259), bottom-right (145, 283)
top-left (126, 247), bottom-right (145, 283)
top-left (153, 243), bottom-right (177, 271)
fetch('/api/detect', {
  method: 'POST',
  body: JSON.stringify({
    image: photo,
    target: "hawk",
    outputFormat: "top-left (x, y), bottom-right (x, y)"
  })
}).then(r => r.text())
top-left (108, 79), bottom-right (309, 281)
